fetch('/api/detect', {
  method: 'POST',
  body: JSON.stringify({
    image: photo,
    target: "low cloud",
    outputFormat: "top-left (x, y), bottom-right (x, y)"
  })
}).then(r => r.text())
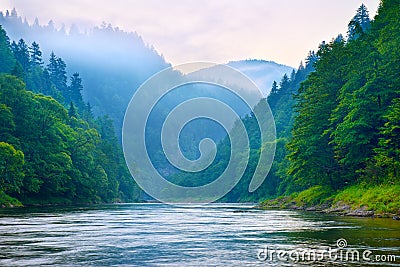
top-left (0, 0), bottom-right (380, 66)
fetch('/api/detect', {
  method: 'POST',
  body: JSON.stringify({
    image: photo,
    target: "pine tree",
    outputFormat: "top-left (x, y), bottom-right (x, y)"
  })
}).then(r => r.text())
top-left (334, 34), bottom-right (345, 43)
top-left (348, 4), bottom-right (371, 40)
top-left (68, 72), bottom-right (84, 108)
top-left (290, 69), bottom-right (296, 82)
top-left (375, 98), bottom-right (400, 181)
top-left (279, 73), bottom-right (290, 90)
top-left (10, 62), bottom-right (24, 78)
top-left (83, 102), bottom-right (95, 124)
top-left (10, 8), bottom-right (17, 18)
top-left (29, 41), bottom-right (43, 66)
top-left (305, 51), bottom-right (318, 70)
top-left (47, 51), bottom-right (58, 74)
top-left (47, 51), bottom-right (67, 94)
top-left (270, 81), bottom-right (278, 94)
top-left (68, 102), bottom-right (78, 118)
top-left (286, 40), bottom-right (347, 190)
top-left (55, 57), bottom-right (67, 89)
top-left (33, 17), bottom-right (39, 27)
top-left (11, 39), bottom-right (30, 71)
top-left (0, 25), bottom-right (15, 73)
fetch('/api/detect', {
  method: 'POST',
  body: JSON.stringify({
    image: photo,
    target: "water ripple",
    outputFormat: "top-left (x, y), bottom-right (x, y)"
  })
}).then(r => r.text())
top-left (0, 204), bottom-right (399, 266)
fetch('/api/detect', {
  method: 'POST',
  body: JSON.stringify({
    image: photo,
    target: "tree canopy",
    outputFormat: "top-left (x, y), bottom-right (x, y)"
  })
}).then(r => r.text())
top-left (0, 25), bottom-right (139, 205)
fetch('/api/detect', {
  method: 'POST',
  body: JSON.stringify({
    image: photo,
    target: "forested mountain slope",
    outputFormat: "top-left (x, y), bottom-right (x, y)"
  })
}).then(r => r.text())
top-left (0, 10), bottom-right (169, 134)
top-left (263, 1), bottom-right (400, 215)
top-left (0, 25), bottom-right (139, 206)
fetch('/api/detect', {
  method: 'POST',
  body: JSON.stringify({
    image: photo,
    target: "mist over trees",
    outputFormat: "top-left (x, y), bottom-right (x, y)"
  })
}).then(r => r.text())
top-left (0, 0), bottom-right (398, 206)
top-left (0, 24), bottom-right (139, 205)
top-left (0, 10), bottom-right (170, 135)
top-left (170, 1), bottom-right (400, 203)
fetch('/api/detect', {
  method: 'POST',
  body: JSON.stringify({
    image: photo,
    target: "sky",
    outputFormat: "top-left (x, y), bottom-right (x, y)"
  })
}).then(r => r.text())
top-left (0, 0), bottom-right (380, 68)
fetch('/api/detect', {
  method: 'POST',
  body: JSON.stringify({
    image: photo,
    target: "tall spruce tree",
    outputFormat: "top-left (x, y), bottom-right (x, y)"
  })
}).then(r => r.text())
top-left (11, 39), bottom-right (30, 72)
top-left (348, 4), bottom-right (371, 40)
top-left (29, 41), bottom-right (43, 66)
top-left (0, 25), bottom-right (15, 73)
top-left (68, 72), bottom-right (84, 109)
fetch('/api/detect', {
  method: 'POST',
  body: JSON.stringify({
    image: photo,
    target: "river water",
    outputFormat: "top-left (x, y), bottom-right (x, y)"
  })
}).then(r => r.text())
top-left (0, 203), bottom-right (399, 266)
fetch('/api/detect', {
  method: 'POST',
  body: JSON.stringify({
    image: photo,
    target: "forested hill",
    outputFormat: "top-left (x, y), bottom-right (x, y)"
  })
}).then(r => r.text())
top-left (0, 25), bottom-right (139, 207)
top-left (263, 0), bottom-right (400, 214)
top-left (0, 10), bottom-right (170, 135)
top-left (171, 0), bottom-right (400, 212)
top-left (227, 60), bottom-right (293, 96)
top-left (283, 1), bottom-right (399, 191)
top-left (1, 0), bottom-right (399, 211)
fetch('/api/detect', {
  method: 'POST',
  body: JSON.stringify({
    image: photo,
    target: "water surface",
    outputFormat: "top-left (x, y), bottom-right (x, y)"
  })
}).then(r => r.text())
top-left (0, 204), bottom-right (399, 266)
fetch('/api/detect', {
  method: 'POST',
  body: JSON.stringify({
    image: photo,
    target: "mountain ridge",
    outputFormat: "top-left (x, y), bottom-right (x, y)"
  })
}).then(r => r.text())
top-left (227, 59), bottom-right (294, 96)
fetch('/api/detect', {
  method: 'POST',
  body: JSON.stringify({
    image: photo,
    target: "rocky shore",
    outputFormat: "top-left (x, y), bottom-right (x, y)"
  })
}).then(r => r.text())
top-left (259, 197), bottom-right (400, 220)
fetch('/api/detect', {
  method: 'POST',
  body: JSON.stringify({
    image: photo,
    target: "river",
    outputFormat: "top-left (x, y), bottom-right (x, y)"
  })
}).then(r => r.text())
top-left (0, 203), bottom-right (399, 266)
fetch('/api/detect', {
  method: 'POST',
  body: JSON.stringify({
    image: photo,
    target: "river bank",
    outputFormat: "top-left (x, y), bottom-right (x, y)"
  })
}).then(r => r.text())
top-left (259, 184), bottom-right (400, 220)
top-left (0, 191), bottom-right (128, 209)
top-left (3, 183), bottom-right (400, 222)
top-left (0, 191), bottom-right (23, 208)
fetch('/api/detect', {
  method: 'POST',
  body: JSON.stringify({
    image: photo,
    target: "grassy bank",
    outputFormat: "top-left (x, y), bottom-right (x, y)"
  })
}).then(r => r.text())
top-left (260, 183), bottom-right (400, 218)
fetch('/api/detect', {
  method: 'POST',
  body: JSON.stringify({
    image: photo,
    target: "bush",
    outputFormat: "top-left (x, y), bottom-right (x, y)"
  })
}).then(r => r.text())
top-left (293, 185), bottom-right (333, 206)
top-left (334, 184), bottom-right (400, 214)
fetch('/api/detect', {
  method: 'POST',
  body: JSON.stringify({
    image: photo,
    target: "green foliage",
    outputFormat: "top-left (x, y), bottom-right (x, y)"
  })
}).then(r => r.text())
top-left (11, 39), bottom-right (30, 73)
top-left (1, 1), bottom-right (398, 207)
top-left (0, 142), bottom-right (24, 193)
top-left (0, 190), bottom-right (22, 207)
top-left (0, 25), bottom-right (15, 73)
top-left (0, 104), bottom-right (16, 143)
top-left (268, 60), bottom-right (315, 195)
top-left (287, 39), bottom-right (346, 191)
top-left (293, 186), bottom-right (333, 206)
top-left (67, 72), bottom-right (84, 109)
top-left (0, 73), bottom-right (138, 204)
top-left (347, 4), bottom-right (371, 40)
top-left (283, 0), bottom-right (400, 200)
top-left (47, 51), bottom-right (67, 94)
top-left (0, 24), bottom-right (140, 205)
top-left (374, 98), bottom-right (400, 182)
top-left (334, 183), bottom-right (400, 214)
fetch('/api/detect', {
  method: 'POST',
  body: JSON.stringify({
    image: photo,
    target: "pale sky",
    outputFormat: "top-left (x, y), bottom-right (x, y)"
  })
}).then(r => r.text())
top-left (0, 0), bottom-right (380, 67)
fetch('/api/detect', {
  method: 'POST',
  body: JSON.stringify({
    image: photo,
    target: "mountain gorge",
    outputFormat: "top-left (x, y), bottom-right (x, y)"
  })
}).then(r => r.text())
top-left (1, 0), bottom-right (399, 213)
top-left (0, 11), bottom-right (292, 134)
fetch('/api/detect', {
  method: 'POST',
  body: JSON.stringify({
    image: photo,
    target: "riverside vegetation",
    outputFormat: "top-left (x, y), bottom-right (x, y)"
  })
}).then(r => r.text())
top-left (261, 1), bottom-right (400, 218)
top-left (0, 26), bottom-right (139, 206)
top-left (0, 0), bottom-right (399, 216)
top-left (170, 1), bottom-right (399, 218)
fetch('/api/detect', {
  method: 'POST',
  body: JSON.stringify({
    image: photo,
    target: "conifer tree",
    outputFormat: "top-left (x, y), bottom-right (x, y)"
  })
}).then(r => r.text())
top-left (0, 25), bottom-right (15, 73)
top-left (270, 81), bottom-right (278, 94)
top-left (47, 51), bottom-right (67, 94)
top-left (29, 41), bottom-right (43, 66)
top-left (348, 4), bottom-right (371, 40)
top-left (68, 72), bottom-right (84, 107)
top-left (11, 39), bottom-right (30, 71)
top-left (68, 102), bottom-right (78, 118)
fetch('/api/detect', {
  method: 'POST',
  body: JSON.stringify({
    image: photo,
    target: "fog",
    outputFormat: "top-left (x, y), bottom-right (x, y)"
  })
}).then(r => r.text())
top-left (0, 9), bottom-right (169, 133)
